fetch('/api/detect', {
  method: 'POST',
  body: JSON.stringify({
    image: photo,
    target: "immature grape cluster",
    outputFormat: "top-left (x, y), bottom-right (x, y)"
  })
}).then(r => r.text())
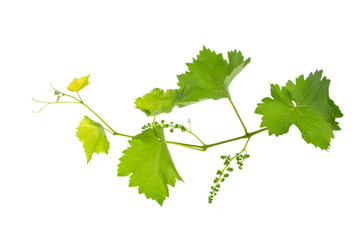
top-left (142, 120), bottom-right (188, 133)
top-left (235, 152), bottom-right (249, 170)
top-left (208, 152), bottom-right (250, 204)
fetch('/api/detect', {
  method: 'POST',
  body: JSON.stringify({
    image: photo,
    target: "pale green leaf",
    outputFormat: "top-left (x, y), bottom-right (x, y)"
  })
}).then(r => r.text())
top-left (117, 125), bottom-right (182, 205)
top-left (76, 116), bottom-right (110, 163)
top-left (134, 88), bottom-right (184, 116)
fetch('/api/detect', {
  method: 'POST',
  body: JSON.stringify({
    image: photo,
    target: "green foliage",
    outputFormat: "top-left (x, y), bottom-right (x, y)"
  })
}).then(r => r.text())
top-left (117, 125), bottom-right (183, 205)
top-left (135, 46), bottom-right (250, 116)
top-left (67, 75), bottom-right (90, 92)
top-left (135, 88), bottom-right (185, 117)
top-left (33, 46), bottom-right (343, 206)
top-left (177, 47), bottom-right (250, 107)
top-left (76, 116), bottom-right (110, 163)
top-left (255, 70), bottom-right (343, 150)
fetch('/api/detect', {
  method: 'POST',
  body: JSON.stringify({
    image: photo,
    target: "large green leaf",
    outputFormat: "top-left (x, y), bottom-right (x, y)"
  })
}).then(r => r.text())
top-left (135, 47), bottom-right (250, 116)
top-left (255, 70), bottom-right (343, 150)
top-left (177, 47), bottom-right (250, 107)
top-left (76, 116), bottom-right (110, 163)
top-left (117, 125), bottom-right (182, 205)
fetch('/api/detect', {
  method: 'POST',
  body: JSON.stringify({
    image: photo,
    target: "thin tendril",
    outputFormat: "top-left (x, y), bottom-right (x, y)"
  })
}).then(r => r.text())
top-left (32, 103), bottom-right (50, 113)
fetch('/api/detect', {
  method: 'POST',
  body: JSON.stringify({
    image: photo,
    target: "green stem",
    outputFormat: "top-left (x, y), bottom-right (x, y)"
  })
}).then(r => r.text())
top-left (77, 92), bottom-right (83, 102)
top-left (228, 97), bottom-right (248, 135)
top-left (63, 93), bottom-right (81, 102)
top-left (32, 97), bottom-right (80, 113)
top-left (80, 101), bottom-right (134, 138)
top-left (34, 88), bottom-right (134, 138)
top-left (32, 98), bottom-right (79, 105)
top-left (33, 89), bottom-right (266, 152)
top-left (205, 128), bottom-right (266, 149)
top-left (83, 108), bottom-right (265, 149)
top-left (187, 131), bottom-right (206, 146)
top-left (241, 137), bottom-right (251, 153)
top-left (166, 141), bottom-right (206, 151)
top-left (166, 128), bottom-right (266, 151)
top-left (152, 116), bottom-right (156, 127)
top-left (112, 132), bottom-right (134, 138)
top-left (166, 122), bottom-right (205, 146)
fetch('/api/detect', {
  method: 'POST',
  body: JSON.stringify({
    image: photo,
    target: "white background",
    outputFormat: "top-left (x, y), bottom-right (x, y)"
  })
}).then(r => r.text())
top-left (1, 0), bottom-right (359, 239)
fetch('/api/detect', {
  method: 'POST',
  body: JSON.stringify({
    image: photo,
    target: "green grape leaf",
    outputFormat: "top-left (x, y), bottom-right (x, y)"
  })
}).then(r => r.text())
top-left (177, 46), bottom-right (250, 107)
top-left (255, 70), bottom-right (343, 150)
top-left (134, 88), bottom-right (185, 116)
top-left (68, 74), bottom-right (90, 92)
top-left (134, 47), bottom-right (250, 116)
top-left (76, 116), bottom-right (110, 163)
top-left (117, 125), bottom-right (182, 205)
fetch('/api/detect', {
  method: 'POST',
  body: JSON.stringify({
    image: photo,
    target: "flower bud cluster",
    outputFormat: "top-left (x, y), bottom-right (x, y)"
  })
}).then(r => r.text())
top-left (142, 120), bottom-right (188, 133)
top-left (208, 152), bottom-right (250, 204)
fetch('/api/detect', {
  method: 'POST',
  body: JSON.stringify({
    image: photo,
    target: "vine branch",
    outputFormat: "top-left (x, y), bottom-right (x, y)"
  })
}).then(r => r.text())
top-left (32, 88), bottom-right (266, 152)
top-left (166, 128), bottom-right (266, 151)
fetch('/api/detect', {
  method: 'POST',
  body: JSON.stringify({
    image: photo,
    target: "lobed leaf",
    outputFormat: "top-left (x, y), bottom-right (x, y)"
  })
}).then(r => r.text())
top-left (67, 74), bottom-right (90, 92)
top-left (255, 70), bottom-right (343, 150)
top-left (135, 46), bottom-right (250, 115)
top-left (117, 125), bottom-right (182, 205)
top-left (177, 47), bottom-right (250, 107)
top-left (134, 88), bottom-right (185, 116)
top-left (76, 116), bottom-right (110, 163)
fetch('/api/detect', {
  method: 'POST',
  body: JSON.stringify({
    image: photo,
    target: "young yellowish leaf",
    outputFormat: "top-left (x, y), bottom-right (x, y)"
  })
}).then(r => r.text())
top-left (76, 116), bottom-right (110, 163)
top-left (67, 74), bottom-right (90, 92)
